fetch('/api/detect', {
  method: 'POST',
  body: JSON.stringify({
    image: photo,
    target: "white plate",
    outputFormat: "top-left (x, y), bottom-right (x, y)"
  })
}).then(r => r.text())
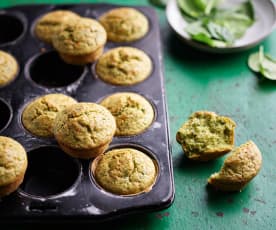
top-left (166, 0), bottom-right (276, 53)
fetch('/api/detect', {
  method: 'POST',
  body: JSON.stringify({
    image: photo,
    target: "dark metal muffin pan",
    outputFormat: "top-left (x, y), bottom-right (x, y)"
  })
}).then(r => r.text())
top-left (0, 3), bottom-right (174, 222)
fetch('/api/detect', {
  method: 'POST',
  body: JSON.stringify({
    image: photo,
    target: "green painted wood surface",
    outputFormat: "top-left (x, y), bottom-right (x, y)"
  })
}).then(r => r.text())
top-left (1, 0), bottom-right (276, 229)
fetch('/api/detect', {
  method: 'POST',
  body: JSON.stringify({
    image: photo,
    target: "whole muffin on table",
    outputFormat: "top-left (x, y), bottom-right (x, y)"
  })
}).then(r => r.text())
top-left (22, 93), bottom-right (77, 138)
top-left (100, 92), bottom-right (154, 136)
top-left (0, 50), bottom-right (19, 87)
top-left (99, 7), bottom-right (149, 42)
top-left (0, 136), bottom-right (27, 197)
top-left (208, 140), bottom-right (262, 192)
top-left (176, 111), bottom-right (236, 161)
top-left (34, 10), bottom-right (81, 44)
top-left (53, 102), bottom-right (116, 159)
top-left (96, 47), bottom-right (152, 85)
top-left (92, 148), bottom-right (157, 195)
top-left (52, 17), bottom-right (107, 65)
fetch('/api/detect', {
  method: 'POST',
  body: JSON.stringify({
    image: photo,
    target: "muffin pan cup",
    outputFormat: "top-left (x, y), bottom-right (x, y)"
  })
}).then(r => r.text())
top-left (0, 3), bottom-right (174, 222)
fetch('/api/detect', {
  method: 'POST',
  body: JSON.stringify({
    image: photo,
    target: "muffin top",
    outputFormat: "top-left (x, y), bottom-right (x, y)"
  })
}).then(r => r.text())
top-left (34, 10), bottom-right (81, 44)
top-left (0, 136), bottom-right (27, 186)
top-left (22, 94), bottom-right (77, 137)
top-left (176, 111), bottom-right (236, 161)
top-left (93, 148), bottom-right (157, 195)
top-left (53, 103), bottom-right (116, 150)
top-left (0, 50), bottom-right (19, 87)
top-left (208, 140), bottom-right (262, 191)
top-left (52, 18), bottom-right (107, 55)
top-left (96, 47), bottom-right (152, 85)
top-left (100, 92), bottom-right (154, 136)
top-left (99, 7), bottom-right (149, 42)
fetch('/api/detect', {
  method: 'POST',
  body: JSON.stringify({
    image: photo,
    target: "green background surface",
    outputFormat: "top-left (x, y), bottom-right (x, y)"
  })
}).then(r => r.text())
top-left (1, 0), bottom-right (276, 229)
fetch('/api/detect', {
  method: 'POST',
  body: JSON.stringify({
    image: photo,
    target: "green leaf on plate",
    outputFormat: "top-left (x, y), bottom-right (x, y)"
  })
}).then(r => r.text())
top-left (177, 0), bottom-right (219, 18)
top-left (248, 46), bottom-right (276, 80)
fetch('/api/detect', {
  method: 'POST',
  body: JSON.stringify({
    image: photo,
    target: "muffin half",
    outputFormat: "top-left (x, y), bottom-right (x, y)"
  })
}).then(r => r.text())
top-left (0, 50), bottom-right (19, 87)
top-left (22, 93), bottom-right (77, 137)
top-left (99, 7), bottom-right (149, 42)
top-left (100, 92), bottom-right (154, 136)
top-left (92, 148), bottom-right (157, 195)
top-left (96, 47), bottom-right (152, 85)
top-left (0, 136), bottom-right (27, 197)
top-left (208, 140), bottom-right (262, 191)
top-left (53, 103), bottom-right (116, 159)
top-left (176, 111), bottom-right (236, 161)
top-left (52, 17), bottom-right (107, 65)
top-left (34, 10), bottom-right (80, 44)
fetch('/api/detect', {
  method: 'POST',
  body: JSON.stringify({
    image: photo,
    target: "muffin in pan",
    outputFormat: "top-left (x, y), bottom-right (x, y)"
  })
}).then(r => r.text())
top-left (100, 92), bottom-right (154, 136)
top-left (92, 148), bottom-right (158, 195)
top-left (99, 7), bottom-right (149, 42)
top-left (96, 47), bottom-right (152, 85)
top-left (176, 111), bottom-right (236, 161)
top-left (52, 17), bottom-right (107, 65)
top-left (0, 50), bottom-right (19, 87)
top-left (34, 10), bottom-right (81, 44)
top-left (208, 140), bottom-right (262, 191)
top-left (0, 136), bottom-right (27, 197)
top-left (53, 102), bottom-right (116, 159)
top-left (22, 93), bottom-right (77, 138)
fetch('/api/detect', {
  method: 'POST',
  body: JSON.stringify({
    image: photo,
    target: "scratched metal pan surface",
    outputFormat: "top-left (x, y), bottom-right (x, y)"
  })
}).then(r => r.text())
top-left (0, 3), bottom-right (174, 222)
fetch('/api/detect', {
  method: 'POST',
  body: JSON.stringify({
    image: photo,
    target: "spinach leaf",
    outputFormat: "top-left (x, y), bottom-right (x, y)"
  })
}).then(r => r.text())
top-left (177, 0), bottom-right (208, 18)
top-left (248, 46), bottom-right (276, 80)
top-left (181, 0), bottom-right (255, 47)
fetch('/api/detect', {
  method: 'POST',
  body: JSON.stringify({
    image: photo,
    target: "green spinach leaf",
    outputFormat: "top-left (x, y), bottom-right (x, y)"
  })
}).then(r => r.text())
top-left (248, 46), bottom-right (276, 80)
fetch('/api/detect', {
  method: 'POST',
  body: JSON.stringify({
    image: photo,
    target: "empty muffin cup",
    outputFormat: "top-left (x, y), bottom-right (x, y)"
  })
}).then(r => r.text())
top-left (0, 12), bottom-right (26, 47)
top-left (91, 145), bottom-right (159, 196)
top-left (25, 50), bottom-right (86, 88)
top-left (0, 98), bottom-right (12, 133)
top-left (19, 146), bottom-right (81, 198)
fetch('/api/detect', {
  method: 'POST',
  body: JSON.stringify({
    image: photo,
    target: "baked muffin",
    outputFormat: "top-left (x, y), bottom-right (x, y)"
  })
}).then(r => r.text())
top-left (34, 10), bottom-right (80, 44)
top-left (52, 17), bottom-right (107, 65)
top-left (176, 111), bottom-right (236, 161)
top-left (53, 102), bottom-right (116, 159)
top-left (96, 47), bottom-right (152, 85)
top-left (22, 94), bottom-right (77, 137)
top-left (99, 7), bottom-right (149, 42)
top-left (100, 92), bottom-right (154, 136)
top-left (0, 136), bottom-right (27, 197)
top-left (0, 50), bottom-right (19, 87)
top-left (92, 148), bottom-right (157, 195)
top-left (208, 141), bottom-right (262, 191)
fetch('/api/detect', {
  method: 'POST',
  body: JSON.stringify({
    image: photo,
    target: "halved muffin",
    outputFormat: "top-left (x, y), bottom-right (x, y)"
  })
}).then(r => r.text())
top-left (176, 111), bottom-right (236, 161)
top-left (208, 140), bottom-right (262, 191)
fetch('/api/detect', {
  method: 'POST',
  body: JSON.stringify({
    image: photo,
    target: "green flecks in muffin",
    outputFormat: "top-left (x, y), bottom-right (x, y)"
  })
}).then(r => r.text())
top-left (176, 111), bottom-right (236, 160)
top-left (100, 92), bottom-right (154, 136)
top-left (96, 47), bottom-right (152, 85)
top-left (94, 148), bottom-right (157, 195)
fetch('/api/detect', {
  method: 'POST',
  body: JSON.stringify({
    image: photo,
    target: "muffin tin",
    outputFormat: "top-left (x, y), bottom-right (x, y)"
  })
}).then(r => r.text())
top-left (0, 3), bottom-right (174, 222)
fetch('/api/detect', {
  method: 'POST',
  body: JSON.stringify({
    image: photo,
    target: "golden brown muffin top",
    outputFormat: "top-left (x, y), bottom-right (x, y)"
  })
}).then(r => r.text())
top-left (53, 103), bottom-right (116, 150)
top-left (100, 92), bottom-right (154, 136)
top-left (208, 140), bottom-right (262, 191)
top-left (96, 47), bottom-right (152, 85)
top-left (34, 10), bottom-right (81, 43)
top-left (0, 136), bottom-right (27, 186)
top-left (22, 94), bottom-right (77, 137)
top-left (176, 111), bottom-right (236, 161)
top-left (52, 18), bottom-right (107, 55)
top-left (93, 148), bottom-right (157, 195)
top-left (0, 50), bottom-right (19, 87)
top-left (99, 7), bottom-right (149, 42)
